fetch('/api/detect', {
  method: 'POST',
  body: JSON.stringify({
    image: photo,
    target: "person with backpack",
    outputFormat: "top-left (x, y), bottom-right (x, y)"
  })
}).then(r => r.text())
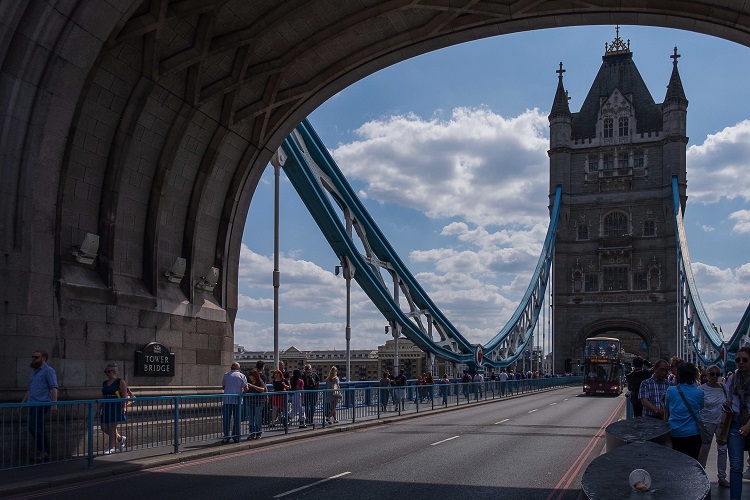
top-left (303, 364), bottom-right (320, 425)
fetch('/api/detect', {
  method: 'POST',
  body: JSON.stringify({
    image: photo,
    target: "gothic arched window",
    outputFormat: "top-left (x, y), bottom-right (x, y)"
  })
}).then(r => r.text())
top-left (604, 211), bottom-right (628, 238)
top-left (604, 118), bottom-right (614, 138)
top-left (618, 117), bottom-right (629, 136)
top-left (618, 152), bottom-right (629, 168)
top-left (603, 154), bottom-right (614, 170)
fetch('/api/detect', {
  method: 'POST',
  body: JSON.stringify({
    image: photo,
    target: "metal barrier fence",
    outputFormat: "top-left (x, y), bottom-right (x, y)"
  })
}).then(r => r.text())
top-left (0, 377), bottom-right (580, 470)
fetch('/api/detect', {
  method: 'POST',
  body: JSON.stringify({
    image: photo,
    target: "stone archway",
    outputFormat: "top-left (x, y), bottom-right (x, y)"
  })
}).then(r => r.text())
top-left (577, 318), bottom-right (665, 364)
top-left (2, 1), bottom-right (750, 396)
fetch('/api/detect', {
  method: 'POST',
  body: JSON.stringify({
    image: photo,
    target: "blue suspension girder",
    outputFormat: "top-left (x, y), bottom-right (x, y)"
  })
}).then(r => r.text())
top-left (672, 176), bottom-right (726, 366)
top-left (279, 119), bottom-right (561, 368)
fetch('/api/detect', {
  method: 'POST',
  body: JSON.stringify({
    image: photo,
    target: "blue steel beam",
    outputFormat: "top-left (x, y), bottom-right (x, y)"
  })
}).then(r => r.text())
top-left (280, 119), bottom-right (561, 367)
top-left (672, 176), bottom-right (725, 366)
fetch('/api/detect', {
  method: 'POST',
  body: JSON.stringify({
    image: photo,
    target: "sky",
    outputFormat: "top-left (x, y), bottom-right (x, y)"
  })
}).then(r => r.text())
top-left (235, 25), bottom-right (750, 356)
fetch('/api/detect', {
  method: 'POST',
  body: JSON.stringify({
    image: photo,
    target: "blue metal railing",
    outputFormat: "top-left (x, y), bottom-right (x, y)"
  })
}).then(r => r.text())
top-left (0, 377), bottom-right (580, 470)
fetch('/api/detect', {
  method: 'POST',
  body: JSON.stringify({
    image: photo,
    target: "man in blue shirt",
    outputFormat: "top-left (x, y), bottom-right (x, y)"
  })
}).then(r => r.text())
top-left (20, 350), bottom-right (58, 462)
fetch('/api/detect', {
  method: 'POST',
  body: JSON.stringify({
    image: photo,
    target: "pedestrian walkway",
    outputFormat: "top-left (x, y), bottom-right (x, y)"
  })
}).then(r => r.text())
top-left (0, 387), bottom-right (535, 497)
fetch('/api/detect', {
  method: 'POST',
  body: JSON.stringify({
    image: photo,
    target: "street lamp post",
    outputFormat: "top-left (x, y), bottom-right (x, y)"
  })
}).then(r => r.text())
top-left (270, 150), bottom-right (286, 371)
top-left (336, 259), bottom-right (355, 382)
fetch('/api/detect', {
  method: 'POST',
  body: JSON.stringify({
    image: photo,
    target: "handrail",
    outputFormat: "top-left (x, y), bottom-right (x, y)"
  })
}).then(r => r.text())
top-left (0, 378), bottom-right (580, 470)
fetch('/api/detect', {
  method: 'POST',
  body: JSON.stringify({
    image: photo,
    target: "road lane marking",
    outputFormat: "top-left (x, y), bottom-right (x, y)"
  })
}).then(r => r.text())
top-left (273, 472), bottom-right (351, 498)
top-left (546, 397), bottom-right (625, 500)
top-left (431, 436), bottom-right (460, 446)
top-left (528, 409), bottom-right (538, 413)
top-left (494, 418), bottom-right (510, 424)
top-left (550, 403), bottom-right (557, 406)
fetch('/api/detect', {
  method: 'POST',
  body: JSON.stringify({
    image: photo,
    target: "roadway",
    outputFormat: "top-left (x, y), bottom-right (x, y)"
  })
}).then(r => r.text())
top-left (13, 386), bottom-right (624, 500)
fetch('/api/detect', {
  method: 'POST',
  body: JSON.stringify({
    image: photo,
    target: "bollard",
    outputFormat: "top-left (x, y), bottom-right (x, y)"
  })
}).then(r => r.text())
top-left (581, 440), bottom-right (709, 499)
top-left (604, 416), bottom-right (671, 452)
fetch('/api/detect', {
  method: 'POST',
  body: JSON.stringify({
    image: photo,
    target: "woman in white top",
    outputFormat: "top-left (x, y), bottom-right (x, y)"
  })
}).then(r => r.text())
top-left (699, 365), bottom-right (729, 487)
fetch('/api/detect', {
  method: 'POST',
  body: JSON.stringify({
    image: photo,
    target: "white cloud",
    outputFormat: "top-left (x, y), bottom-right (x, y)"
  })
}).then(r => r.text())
top-left (729, 210), bottom-right (750, 234)
top-left (701, 224), bottom-right (714, 232)
top-left (687, 120), bottom-right (750, 203)
top-left (690, 261), bottom-right (750, 335)
top-left (331, 107), bottom-right (550, 226)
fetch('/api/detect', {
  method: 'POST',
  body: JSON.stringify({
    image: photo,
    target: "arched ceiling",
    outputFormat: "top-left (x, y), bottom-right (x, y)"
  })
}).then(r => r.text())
top-left (2, 0), bottom-right (750, 322)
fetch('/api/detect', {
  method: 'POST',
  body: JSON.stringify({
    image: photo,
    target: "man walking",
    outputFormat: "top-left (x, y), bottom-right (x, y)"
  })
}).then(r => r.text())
top-left (20, 350), bottom-right (58, 462)
top-left (639, 359), bottom-right (670, 419)
top-left (303, 364), bottom-right (320, 425)
top-left (221, 362), bottom-right (247, 443)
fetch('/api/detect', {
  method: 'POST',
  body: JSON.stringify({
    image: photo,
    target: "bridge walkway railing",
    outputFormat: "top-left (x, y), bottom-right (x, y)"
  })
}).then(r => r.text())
top-left (0, 377), bottom-right (580, 470)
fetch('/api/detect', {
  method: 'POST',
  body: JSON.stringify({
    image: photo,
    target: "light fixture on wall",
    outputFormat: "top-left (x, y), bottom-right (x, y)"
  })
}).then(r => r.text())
top-left (72, 233), bottom-right (99, 265)
top-left (196, 266), bottom-right (219, 292)
top-left (164, 257), bottom-right (186, 283)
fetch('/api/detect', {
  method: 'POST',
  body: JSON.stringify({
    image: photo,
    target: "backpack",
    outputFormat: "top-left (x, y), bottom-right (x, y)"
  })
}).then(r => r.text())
top-left (304, 371), bottom-right (319, 390)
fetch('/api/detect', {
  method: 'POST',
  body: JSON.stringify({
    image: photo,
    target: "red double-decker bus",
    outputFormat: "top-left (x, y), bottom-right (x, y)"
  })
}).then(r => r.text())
top-left (582, 337), bottom-right (623, 396)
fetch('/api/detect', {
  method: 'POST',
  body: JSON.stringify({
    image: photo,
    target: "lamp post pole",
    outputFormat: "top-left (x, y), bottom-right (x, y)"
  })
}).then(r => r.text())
top-left (271, 151), bottom-right (285, 371)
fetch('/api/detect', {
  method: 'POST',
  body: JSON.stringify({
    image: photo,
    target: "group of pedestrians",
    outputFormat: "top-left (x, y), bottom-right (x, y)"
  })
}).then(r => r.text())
top-left (220, 361), bottom-right (345, 443)
top-left (627, 349), bottom-right (750, 499)
top-left (18, 350), bottom-right (134, 459)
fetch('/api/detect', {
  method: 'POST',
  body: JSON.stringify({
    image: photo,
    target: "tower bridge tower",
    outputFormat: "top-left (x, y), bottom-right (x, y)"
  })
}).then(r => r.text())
top-left (549, 28), bottom-right (688, 372)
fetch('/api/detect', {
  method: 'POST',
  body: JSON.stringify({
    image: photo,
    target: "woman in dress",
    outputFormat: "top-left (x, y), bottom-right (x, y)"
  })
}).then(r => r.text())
top-left (289, 369), bottom-right (307, 428)
top-left (271, 369), bottom-right (289, 426)
top-left (245, 368), bottom-right (266, 440)
top-left (727, 346), bottom-right (750, 499)
top-left (665, 361), bottom-right (704, 460)
top-left (99, 363), bottom-right (128, 454)
top-left (325, 366), bottom-right (340, 425)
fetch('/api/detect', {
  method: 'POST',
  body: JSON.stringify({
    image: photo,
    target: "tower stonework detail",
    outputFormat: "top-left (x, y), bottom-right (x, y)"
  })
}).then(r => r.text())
top-left (549, 31), bottom-right (688, 372)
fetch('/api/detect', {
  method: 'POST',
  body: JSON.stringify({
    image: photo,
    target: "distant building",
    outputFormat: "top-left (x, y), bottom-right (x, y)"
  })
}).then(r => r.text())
top-left (234, 338), bottom-right (459, 381)
top-left (235, 345), bottom-right (379, 381)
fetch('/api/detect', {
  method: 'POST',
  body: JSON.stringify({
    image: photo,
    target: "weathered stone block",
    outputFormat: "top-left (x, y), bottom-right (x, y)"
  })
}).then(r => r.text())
top-left (106, 305), bottom-right (139, 326)
top-left (59, 317), bottom-right (87, 339)
top-left (196, 318), bottom-right (225, 336)
top-left (196, 348), bottom-right (220, 366)
top-left (86, 321), bottom-right (126, 343)
top-left (173, 347), bottom-right (196, 365)
top-left (155, 328), bottom-right (182, 349)
top-left (182, 332), bottom-right (208, 350)
top-left (139, 310), bottom-right (171, 329)
top-left (62, 300), bottom-right (107, 323)
top-left (123, 326), bottom-right (156, 347)
top-left (63, 338), bottom-right (105, 360)
top-left (170, 316), bottom-right (196, 333)
top-left (17, 314), bottom-right (59, 337)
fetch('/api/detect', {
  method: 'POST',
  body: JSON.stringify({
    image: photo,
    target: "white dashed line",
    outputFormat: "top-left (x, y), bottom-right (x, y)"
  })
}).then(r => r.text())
top-left (273, 472), bottom-right (351, 498)
top-left (431, 436), bottom-right (460, 446)
top-left (528, 409), bottom-right (538, 413)
top-left (495, 418), bottom-right (510, 425)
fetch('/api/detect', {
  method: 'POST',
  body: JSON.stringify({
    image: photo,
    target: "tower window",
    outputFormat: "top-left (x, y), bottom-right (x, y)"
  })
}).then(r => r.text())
top-left (604, 211), bottom-right (628, 238)
top-left (618, 117), bottom-right (629, 136)
top-left (604, 267), bottom-right (628, 291)
top-left (577, 224), bottom-right (589, 240)
top-left (633, 151), bottom-right (644, 169)
top-left (585, 274), bottom-right (598, 292)
top-left (588, 156), bottom-right (598, 172)
top-left (604, 118), bottom-right (613, 138)
top-left (633, 272), bottom-right (647, 290)
top-left (618, 152), bottom-right (628, 168)
top-left (643, 220), bottom-right (655, 237)
top-left (603, 154), bottom-right (614, 170)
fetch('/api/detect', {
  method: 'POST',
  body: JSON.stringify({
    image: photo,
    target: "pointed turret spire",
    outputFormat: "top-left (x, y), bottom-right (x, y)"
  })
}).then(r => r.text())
top-left (664, 46), bottom-right (687, 104)
top-left (550, 62), bottom-right (571, 118)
